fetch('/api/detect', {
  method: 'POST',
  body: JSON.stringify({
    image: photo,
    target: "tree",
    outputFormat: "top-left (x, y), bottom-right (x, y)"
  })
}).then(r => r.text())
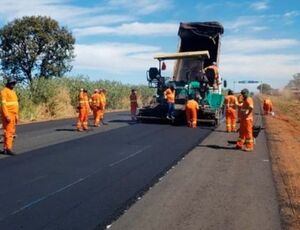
top-left (286, 73), bottom-right (300, 89)
top-left (0, 16), bottom-right (75, 86)
top-left (257, 83), bottom-right (272, 94)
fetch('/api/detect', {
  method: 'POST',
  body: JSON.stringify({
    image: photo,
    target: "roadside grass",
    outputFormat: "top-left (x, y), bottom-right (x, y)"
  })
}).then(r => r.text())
top-left (12, 76), bottom-right (155, 122)
top-left (261, 91), bottom-right (300, 230)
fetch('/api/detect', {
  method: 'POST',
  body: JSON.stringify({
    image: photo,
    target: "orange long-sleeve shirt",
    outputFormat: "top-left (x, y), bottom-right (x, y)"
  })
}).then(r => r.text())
top-left (1, 87), bottom-right (19, 117)
top-left (164, 88), bottom-right (175, 103)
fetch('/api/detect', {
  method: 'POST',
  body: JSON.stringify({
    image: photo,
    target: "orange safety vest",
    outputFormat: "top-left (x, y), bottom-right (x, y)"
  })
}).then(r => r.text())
top-left (79, 92), bottom-right (89, 109)
top-left (130, 93), bottom-right (138, 107)
top-left (186, 99), bottom-right (199, 110)
top-left (225, 95), bottom-right (237, 110)
top-left (1, 87), bottom-right (19, 117)
top-left (164, 88), bottom-right (175, 103)
top-left (241, 97), bottom-right (254, 120)
top-left (91, 93), bottom-right (100, 107)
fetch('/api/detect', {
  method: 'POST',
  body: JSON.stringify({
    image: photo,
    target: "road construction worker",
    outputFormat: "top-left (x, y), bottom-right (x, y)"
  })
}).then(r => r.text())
top-left (90, 89), bottom-right (103, 127)
top-left (236, 88), bottom-right (254, 151)
top-left (263, 98), bottom-right (273, 115)
top-left (164, 85), bottom-right (176, 119)
top-left (76, 88), bottom-right (90, 131)
top-left (130, 89), bottom-right (138, 121)
top-left (204, 61), bottom-right (220, 92)
top-left (225, 89), bottom-right (238, 132)
top-left (99, 89), bottom-right (107, 124)
top-left (0, 78), bottom-right (19, 155)
top-left (237, 93), bottom-right (244, 122)
top-left (185, 95), bottom-right (199, 128)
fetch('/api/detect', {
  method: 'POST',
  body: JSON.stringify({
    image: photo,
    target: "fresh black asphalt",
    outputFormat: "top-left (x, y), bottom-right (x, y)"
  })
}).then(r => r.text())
top-left (0, 112), bottom-right (212, 230)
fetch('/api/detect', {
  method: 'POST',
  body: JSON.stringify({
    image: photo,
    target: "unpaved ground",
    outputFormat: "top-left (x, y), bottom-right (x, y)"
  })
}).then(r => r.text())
top-left (262, 95), bottom-right (300, 229)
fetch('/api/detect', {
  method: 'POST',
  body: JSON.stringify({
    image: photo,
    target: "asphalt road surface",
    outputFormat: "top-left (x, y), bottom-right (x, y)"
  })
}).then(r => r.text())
top-left (0, 112), bottom-right (213, 230)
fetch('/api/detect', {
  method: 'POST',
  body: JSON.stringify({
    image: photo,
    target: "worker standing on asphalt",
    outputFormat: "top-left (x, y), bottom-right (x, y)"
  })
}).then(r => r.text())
top-left (99, 89), bottom-right (107, 124)
top-left (263, 98), bottom-right (273, 115)
top-left (204, 62), bottom-right (220, 92)
top-left (0, 78), bottom-right (19, 155)
top-left (237, 93), bottom-right (244, 122)
top-left (91, 89), bottom-right (102, 127)
top-left (76, 88), bottom-right (90, 131)
top-left (185, 95), bottom-right (199, 128)
top-left (224, 90), bottom-right (238, 132)
top-left (164, 85), bottom-right (176, 119)
top-left (236, 88), bottom-right (254, 152)
top-left (130, 89), bottom-right (138, 121)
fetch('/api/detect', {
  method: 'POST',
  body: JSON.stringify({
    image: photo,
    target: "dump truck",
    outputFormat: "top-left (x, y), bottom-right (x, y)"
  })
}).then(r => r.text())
top-left (137, 21), bottom-right (225, 126)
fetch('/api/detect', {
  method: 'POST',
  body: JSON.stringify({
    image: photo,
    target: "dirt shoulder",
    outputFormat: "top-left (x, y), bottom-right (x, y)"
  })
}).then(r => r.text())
top-left (262, 95), bottom-right (300, 230)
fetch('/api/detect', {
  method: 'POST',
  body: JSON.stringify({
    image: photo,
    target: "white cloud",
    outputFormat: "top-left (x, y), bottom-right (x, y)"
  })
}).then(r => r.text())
top-left (224, 16), bottom-right (260, 32)
top-left (220, 53), bottom-right (300, 88)
top-left (250, 1), bottom-right (269, 11)
top-left (220, 37), bottom-right (300, 88)
top-left (0, 0), bottom-right (135, 28)
top-left (284, 11), bottom-right (300, 18)
top-left (107, 0), bottom-right (173, 15)
top-left (223, 38), bottom-right (299, 54)
top-left (74, 43), bottom-right (161, 74)
top-left (73, 22), bottom-right (178, 37)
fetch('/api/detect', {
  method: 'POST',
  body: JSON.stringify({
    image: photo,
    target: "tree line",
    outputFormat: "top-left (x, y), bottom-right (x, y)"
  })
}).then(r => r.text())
top-left (0, 16), bottom-right (154, 121)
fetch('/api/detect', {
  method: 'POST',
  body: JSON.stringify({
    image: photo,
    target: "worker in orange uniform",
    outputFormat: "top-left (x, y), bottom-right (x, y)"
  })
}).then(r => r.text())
top-left (76, 88), bottom-right (90, 131)
top-left (224, 90), bottom-right (238, 132)
top-left (236, 88), bottom-right (254, 152)
top-left (90, 89), bottom-right (103, 127)
top-left (130, 89), bottom-right (138, 121)
top-left (185, 95), bottom-right (199, 128)
top-left (164, 85), bottom-right (176, 119)
top-left (1, 78), bottom-right (19, 155)
top-left (204, 62), bottom-right (220, 92)
top-left (99, 89), bottom-right (107, 125)
top-left (237, 93), bottom-right (244, 122)
top-left (263, 98), bottom-right (273, 115)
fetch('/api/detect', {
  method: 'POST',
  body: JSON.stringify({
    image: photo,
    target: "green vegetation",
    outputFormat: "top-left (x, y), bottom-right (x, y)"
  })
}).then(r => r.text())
top-left (13, 76), bottom-right (155, 122)
top-left (0, 16), bottom-right (75, 85)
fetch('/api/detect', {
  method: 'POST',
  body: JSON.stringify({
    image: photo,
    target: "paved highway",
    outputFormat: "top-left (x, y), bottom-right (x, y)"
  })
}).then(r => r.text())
top-left (0, 112), bottom-right (212, 230)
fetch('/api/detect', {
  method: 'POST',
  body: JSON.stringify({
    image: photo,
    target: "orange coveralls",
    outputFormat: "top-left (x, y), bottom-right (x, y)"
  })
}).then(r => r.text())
top-left (91, 92), bottom-right (103, 127)
top-left (237, 94), bottom-right (244, 122)
top-left (130, 93), bottom-right (138, 120)
top-left (225, 95), bottom-right (238, 132)
top-left (99, 92), bottom-right (106, 123)
top-left (1, 87), bottom-right (19, 151)
top-left (185, 99), bottom-right (199, 128)
top-left (263, 99), bottom-right (273, 115)
top-left (76, 91), bottom-right (90, 131)
top-left (236, 97), bottom-right (254, 151)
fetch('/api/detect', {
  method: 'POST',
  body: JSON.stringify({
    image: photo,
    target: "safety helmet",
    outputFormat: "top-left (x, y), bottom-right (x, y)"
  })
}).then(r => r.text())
top-left (241, 88), bottom-right (249, 96)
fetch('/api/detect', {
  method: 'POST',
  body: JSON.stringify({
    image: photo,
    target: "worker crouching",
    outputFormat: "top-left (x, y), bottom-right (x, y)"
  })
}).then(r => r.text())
top-left (236, 89), bottom-right (254, 152)
top-left (185, 95), bottom-right (199, 128)
top-left (263, 98), bottom-right (273, 115)
top-left (1, 78), bottom-right (19, 155)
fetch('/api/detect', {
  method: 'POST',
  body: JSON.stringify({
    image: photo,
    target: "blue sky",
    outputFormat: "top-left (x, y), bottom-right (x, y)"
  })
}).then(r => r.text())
top-left (0, 0), bottom-right (299, 91)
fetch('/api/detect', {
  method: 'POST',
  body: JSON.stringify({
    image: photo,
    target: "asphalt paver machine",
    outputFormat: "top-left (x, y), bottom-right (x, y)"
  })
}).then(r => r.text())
top-left (137, 22), bottom-right (225, 126)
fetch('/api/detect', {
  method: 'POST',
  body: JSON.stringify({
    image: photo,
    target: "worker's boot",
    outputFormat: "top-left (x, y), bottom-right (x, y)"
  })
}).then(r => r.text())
top-left (3, 149), bottom-right (16, 156)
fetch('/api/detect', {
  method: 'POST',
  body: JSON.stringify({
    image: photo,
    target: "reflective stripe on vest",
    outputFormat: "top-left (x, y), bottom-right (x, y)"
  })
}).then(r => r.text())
top-left (1, 101), bottom-right (18, 105)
